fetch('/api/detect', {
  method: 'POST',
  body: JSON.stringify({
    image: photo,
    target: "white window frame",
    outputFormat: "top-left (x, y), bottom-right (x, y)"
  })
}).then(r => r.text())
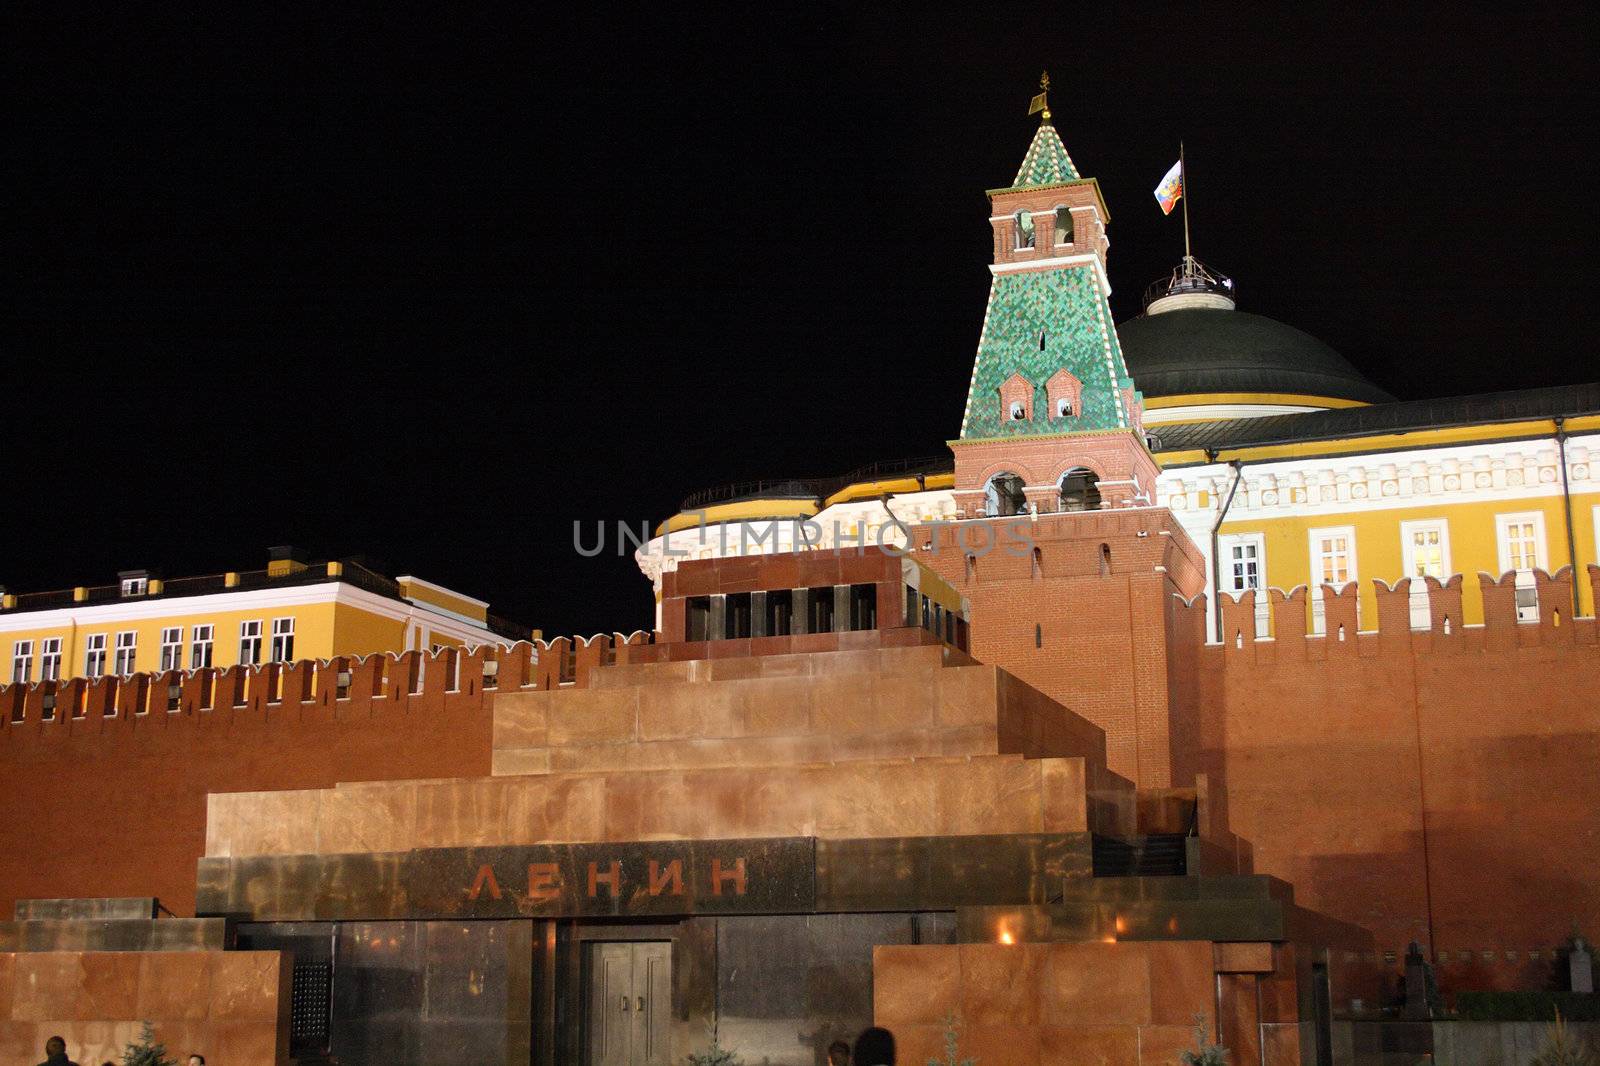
top-left (12, 640), bottom-right (34, 684)
top-left (270, 617), bottom-right (295, 663)
top-left (120, 576), bottom-right (148, 597)
top-left (190, 625), bottom-right (214, 669)
top-left (239, 619), bottom-right (263, 665)
top-left (113, 630), bottom-right (138, 676)
top-left (84, 633), bottom-right (108, 678)
top-left (1400, 519), bottom-right (1451, 630)
top-left (1219, 532), bottom-right (1270, 636)
top-left (159, 627), bottom-right (184, 672)
top-left (40, 637), bottom-right (62, 682)
top-left (1495, 511), bottom-right (1547, 622)
top-left (1308, 526), bottom-right (1358, 636)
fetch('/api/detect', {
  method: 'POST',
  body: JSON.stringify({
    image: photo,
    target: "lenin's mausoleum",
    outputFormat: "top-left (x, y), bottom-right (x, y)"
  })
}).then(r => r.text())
top-left (0, 93), bottom-right (1596, 1066)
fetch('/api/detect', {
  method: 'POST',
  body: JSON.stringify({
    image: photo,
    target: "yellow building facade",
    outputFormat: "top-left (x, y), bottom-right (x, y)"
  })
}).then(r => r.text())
top-left (1, 553), bottom-right (530, 684)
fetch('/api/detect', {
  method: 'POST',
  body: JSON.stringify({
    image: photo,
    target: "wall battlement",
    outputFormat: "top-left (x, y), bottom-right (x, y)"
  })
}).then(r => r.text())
top-left (0, 632), bottom-right (657, 731)
top-left (1198, 565), bottom-right (1599, 658)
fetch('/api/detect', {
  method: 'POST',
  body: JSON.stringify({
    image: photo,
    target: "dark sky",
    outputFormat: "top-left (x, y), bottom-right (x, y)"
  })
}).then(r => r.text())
top-left (7, 7), bottom-right (1596, 634)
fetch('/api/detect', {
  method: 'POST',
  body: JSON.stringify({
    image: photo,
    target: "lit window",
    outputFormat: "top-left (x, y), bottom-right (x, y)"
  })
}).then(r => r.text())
top-left (1008, 400), bottom-right (1026, 420)
top-left (120, 576), bottom-right (148, 597)
top-left (1054, 205), bottom-right (1074, 245)
top-left (270, 617), bottom-right (295, 662)
top-left (1308, 527), bottom-right (1357, 635)
top-left (1013, 210), bottom-right (1035, 250)
top-left (1495, 512), bottom-right (1546, 622)
top-left (190, 625), bottom-right (214, 669)
top-left (40, 638), bottom-right (61, 682)
top-left (239, 620), bottom-right (263, 665)
top-left (113, 631), bottom-right (138, 676)
top-left (160, 627), bottom-right (184, 672)
top-left (1401, 521), bottom-right (1450, 629)
top-left (1056, 398), bottom-right (1073, 418)
top-left (12, 640), bottom-right (34, 684)
top-left (84, 634), bottom-right (108, 679)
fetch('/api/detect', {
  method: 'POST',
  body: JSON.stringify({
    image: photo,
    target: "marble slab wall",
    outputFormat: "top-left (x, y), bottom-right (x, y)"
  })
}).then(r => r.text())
top-left (0, 949), bottom-right (291, 1066)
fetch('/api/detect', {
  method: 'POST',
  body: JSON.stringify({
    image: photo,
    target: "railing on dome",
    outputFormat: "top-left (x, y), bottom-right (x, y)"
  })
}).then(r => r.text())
top-left (1142, 255), bottom-right (1236, 311)
top-left (677, 455), bottom-right (954, 513)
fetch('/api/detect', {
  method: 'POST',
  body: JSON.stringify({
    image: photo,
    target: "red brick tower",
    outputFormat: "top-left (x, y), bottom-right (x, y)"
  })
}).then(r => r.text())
top-left (921, 83), bottom-right (1207, 787)
top-left (949, 78), bottom-right (1159, 520)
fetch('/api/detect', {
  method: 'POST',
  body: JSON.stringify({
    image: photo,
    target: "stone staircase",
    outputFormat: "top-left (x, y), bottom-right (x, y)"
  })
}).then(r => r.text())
top-left (1091, 832), bottom-right (1189, 877)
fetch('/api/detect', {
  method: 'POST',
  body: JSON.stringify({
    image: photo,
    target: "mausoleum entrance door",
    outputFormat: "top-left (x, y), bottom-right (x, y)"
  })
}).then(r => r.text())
top-left (587, 940), bottom-right (672, 1065)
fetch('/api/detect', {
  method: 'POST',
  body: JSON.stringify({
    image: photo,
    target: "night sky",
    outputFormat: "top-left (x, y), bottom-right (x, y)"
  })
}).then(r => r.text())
top-left (7, 7), bottom-right (1597, 635)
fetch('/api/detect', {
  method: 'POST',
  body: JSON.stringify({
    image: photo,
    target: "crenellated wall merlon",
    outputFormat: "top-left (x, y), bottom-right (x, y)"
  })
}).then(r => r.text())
top-left (0, 631), bottom-right (658, 730)
top-left (1199, 565), bottom-right (1598, 661)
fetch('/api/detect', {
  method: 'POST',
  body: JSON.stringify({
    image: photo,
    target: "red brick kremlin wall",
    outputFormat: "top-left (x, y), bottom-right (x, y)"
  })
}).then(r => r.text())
top-left (0, 640), bottom-right (642, 917)
top-left (1175, 567), bottom-right (1600, 993)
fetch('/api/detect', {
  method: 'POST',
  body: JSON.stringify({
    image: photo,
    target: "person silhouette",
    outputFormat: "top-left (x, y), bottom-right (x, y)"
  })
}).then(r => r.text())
top-left (853, 1027), bottom-right (895, 1066)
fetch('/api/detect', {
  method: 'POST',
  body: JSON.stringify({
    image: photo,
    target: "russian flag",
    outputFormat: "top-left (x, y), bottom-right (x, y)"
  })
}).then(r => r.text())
top-left (1154, 160), bottom-right (1183, 215)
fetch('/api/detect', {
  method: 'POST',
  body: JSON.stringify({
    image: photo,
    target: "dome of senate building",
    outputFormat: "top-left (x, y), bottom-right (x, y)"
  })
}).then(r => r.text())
top-left (1116, 264), bottom-right (1395, 424)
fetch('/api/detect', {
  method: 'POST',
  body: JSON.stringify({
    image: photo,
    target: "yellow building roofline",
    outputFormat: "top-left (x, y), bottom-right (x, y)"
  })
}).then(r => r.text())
top-left (1157, 414), bottom-right (1600, 467)
top-left (1143, 392), bottom-right (1371, 412)
top-left (656, 498), bottom-right (819, 537)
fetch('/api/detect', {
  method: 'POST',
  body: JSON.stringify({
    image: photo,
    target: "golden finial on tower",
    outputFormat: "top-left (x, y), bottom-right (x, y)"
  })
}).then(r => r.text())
top-left (1028, 70), bottom-right (1052, 122)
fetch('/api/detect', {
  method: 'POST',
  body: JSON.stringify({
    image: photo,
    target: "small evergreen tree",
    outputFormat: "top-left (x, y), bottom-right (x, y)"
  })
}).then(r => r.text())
top-left (685, 1022), bottom-right (743, 1066)
top-left (926, 1010), bottom-right (976, 1066)
top-left (121, 1022), bottom-right (177, 1066)
top-left (1178, 1013), bottom-right (1229, 1066)
top-left (1531, 1009), bottom-right (1598, 1066)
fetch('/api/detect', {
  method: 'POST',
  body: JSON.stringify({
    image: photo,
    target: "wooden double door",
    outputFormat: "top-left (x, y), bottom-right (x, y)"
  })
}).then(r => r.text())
top-left (587, 941), bottom-right (671, 1066)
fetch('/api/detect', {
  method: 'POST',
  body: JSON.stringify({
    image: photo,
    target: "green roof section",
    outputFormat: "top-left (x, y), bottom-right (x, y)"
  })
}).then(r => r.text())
top-left (1010, 121), bottom-right (1081, 188)
top-left (959, 264), bottom-right (1141, 440)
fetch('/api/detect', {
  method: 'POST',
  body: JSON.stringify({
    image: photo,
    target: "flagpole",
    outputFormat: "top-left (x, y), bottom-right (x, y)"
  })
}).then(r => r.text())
top-left (1180, 141), bottom-right (1192, 266)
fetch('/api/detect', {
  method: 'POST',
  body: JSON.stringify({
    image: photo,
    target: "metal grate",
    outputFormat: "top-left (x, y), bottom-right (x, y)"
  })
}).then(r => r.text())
top-left (290, 962), bottom-right (331, 1052)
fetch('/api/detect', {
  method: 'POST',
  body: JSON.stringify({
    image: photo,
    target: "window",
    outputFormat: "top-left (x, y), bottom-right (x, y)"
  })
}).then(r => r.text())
top-left (1220, 533), bottom-right (1270, 636)
top-left (1054, 205), bottom-right (1074, 245)
top-left (685, 597), bottom-right (712, 642)
top-left (765, 589), bottom-right (793, 637)
top-left (1056, 398), bottom-right (1073, 417)
top-left (12, 640), bottom-right (34, 684)
top-left (1495, 512), bottom-right (1546, 623)
top-left (983, 472), bottom-right (1027, 517)
top-left (807, 587), bottom-right (834, 634)
top-left (848, 584), bottom-right (877, 631)
top-left (1008, 400), bottom-right (1026, 421)
top-left (723, 594), bottom-right (752, 640)
top-left (1308, 527), bottom-right (1357, 635)
top-left (1059, 468), bottom-right (1101, 512)
top-left (270, 617), bottom-right (296, 662)
top-left (1013, 209), bottom-right (1035, 250)
top-left (160, 627), bottom-right (184, 672)
top-left (84, 633), bottom-right (108, 678)
top-left (239, 620), bottom-right (263, 665)
top-left (1400, 520), bottom-right (1450, 629)
top-left (190, 625), bottom-right (214, 669)
top-left (40, 638), bottom-right (61, 682)
top-left (113, 631), bottom-right (138, 675)
top-left (120, 576), bottom-right (148, 597)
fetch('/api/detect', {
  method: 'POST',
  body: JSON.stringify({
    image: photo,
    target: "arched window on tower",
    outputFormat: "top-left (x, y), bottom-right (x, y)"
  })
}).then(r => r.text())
top-left (1059, 468), bottom-right (1101, 512)
top-left (1054, 205), bottom-right (1074, 246)
top-left (1013, 210), bottom-right (1035, 250)
top-left (984, 472), bottom-right (1027, 518)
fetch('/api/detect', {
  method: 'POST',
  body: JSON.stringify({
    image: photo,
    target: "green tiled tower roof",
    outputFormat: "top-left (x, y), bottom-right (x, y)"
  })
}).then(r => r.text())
top-left (958, 265), bottom-right (1140, 440)
top-left (1011, 122), bottom-right (1080, 187)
